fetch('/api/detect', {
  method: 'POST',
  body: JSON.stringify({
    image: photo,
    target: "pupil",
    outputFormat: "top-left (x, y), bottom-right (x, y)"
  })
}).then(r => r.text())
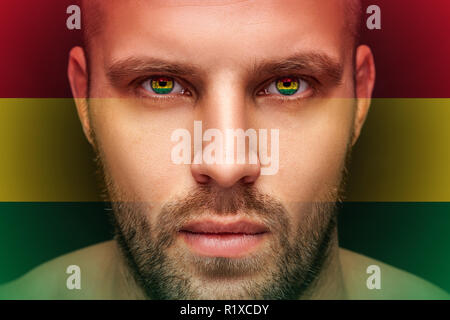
top-left (283, 81), bottom-right (291, 87)
top-left (159, 81), bottom-right (167, 87)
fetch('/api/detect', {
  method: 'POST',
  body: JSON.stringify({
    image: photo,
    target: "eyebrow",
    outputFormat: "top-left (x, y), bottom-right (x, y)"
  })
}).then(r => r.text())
top-left (106, 57), bottom-right (201, 87)
top-left (252, 52), bottom-right (344, 85)
top-left (106, 52), bottom-right (344, 87)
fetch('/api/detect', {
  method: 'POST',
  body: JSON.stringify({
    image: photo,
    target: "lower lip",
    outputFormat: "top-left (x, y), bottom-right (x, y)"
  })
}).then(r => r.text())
top-left (179, 231), bottom-right (267, 258)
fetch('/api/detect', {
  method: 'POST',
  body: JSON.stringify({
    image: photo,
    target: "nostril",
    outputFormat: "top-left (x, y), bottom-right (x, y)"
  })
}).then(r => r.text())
top-left (243, 174), bottom-right (258, 184)
top-left (194, 172), bottom-right (210, 184)
top-left (191, 161), bottom-right (261, 188)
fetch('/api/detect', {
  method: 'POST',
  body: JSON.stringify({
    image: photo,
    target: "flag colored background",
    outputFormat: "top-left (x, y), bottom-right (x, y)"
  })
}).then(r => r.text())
top-left (0, 0), bottom-right (449, 294)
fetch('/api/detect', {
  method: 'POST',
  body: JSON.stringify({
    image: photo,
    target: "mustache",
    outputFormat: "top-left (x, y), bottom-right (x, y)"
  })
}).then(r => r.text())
top-left (154, 183), bottom-right (290, 245)
top-left (163, 183), bottom-right (286, 216)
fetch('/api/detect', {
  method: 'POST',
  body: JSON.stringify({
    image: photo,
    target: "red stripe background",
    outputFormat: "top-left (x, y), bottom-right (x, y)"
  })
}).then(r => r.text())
top-left (0, 0), bottom-right (449, 98)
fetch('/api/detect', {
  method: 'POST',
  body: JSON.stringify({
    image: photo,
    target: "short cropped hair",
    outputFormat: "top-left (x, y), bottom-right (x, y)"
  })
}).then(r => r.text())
top-left (80, 0), bottom-right (103, 55)
top-left (346, 0), bottom-right (363, 45)
top-left (80, 0), bottom-right (363, 65)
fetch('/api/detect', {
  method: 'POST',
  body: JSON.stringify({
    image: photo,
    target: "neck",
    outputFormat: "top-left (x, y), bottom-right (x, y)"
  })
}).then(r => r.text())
top-left (109, 240), bottom-right (147, 299)
top-left (302, 235), bottom-right (348, 299)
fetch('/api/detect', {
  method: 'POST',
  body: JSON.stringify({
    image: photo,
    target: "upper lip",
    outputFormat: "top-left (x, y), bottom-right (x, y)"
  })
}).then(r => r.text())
top-left (180, 218), bottom-right (269, 235)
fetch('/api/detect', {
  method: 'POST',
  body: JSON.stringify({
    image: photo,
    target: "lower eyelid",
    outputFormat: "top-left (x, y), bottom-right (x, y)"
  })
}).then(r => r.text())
top-left (260, 87), bottom-right (315, 101)
top-left (136, 87), bottom-right (194, 102)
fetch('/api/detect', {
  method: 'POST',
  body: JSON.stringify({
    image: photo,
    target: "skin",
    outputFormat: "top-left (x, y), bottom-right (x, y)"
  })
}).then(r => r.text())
top-left (0, 0), bottom-right (448, 299)
top-left (1, 241), bottom-right (447, 299)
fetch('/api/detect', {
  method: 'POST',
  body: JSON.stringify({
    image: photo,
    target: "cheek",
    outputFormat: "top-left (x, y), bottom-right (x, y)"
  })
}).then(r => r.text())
top-left (90, 99), bottom-right (195, 204)
top-left (257, 98), bottom-right (354, 206)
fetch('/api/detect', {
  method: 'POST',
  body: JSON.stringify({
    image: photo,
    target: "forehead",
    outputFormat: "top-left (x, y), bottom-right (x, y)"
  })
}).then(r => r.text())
top-left (88, 0), bottom-right (352, 70)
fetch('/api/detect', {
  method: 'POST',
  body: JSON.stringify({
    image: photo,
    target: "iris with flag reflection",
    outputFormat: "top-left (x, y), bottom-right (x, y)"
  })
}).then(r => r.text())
top-left (276, 77), bottom-right (299, 95)
top-left (151, 77), bottom-right (174, 94)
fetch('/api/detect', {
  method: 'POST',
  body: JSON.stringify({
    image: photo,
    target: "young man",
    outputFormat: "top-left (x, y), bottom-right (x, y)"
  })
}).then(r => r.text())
top-left (1, 0), bottom-right (447, 299)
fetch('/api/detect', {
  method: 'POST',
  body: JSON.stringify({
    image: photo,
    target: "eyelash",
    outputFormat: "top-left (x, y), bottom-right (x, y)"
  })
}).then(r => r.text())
top-left (132, 74), bottom-right (319, 102)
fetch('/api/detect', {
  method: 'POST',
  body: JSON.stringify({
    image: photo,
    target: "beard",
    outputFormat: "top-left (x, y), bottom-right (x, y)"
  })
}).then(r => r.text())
top-left (92, 143), bottom-right (347, 300)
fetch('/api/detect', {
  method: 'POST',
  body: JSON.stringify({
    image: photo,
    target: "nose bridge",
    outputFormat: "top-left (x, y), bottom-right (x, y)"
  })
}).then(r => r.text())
top-left (203, 70), bottom-right (246, 130)
top-left (191, 71), bottom-right (261, 188)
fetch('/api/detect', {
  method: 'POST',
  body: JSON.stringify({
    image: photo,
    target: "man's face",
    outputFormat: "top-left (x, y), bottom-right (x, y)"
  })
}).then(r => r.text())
top-left (75, 0), bottom-right (369, 299)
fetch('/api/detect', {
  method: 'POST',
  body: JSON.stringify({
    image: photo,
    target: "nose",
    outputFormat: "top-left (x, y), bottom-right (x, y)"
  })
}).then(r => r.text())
top-left (192, 160), bottom-right (261, 188)
top-left (190, 78), bottom-right (261, 188)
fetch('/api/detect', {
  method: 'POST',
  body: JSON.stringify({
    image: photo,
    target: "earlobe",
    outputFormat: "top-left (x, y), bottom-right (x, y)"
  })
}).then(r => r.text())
top-left (67, 46), bottom-right (94, 146)
top-left (352, 45), bottom-right (376, 146)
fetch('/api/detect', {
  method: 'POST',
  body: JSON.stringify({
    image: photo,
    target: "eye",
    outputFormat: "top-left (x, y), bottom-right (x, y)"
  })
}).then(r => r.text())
top-left (264, 77), bottom-right (310, 97)
top-left (141, 76), bottom-right (185, 95)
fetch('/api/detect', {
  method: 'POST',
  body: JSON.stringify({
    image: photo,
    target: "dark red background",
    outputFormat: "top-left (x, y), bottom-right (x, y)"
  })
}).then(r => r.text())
top-left (0, 0), bottom-right (449, 98)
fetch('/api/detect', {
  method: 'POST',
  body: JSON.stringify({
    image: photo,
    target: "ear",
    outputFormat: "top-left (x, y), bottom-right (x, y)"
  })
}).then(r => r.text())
top-left (351, 45), bottom-right (376, 146)
top-left (67, 46), bottom-right (95, 146)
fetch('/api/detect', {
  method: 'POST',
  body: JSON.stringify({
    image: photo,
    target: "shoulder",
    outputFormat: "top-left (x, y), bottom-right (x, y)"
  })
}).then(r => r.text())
top-left (339, 248), bottom-right (449, 300)
top-left (0, 240), bottom-right (119, 299)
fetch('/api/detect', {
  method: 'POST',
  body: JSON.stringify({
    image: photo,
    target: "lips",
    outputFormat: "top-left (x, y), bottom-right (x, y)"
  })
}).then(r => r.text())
top-left (179, 218), bottom-right (269, 258)
top-left (181, 220), bottom-right (269, 235)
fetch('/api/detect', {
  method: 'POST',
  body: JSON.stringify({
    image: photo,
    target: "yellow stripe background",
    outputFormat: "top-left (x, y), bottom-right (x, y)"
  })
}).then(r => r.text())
top-left (0, 98), bottom-right (449, 201)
